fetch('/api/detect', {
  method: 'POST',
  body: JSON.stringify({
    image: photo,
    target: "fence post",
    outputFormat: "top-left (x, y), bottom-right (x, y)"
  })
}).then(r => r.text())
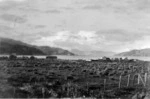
top-left (127, 74), bottom-right (130, 87)
top-left (13, 87), bottom-right (16, 98)
top-left (42, 87), bottom-right (45, 98)
top-left (144, 73), bottom-right (147, 86)
top-left (138, 74), bottom-right (146, 86)
top-left (142, 66), bottom-right (144, 73)
top-left (104, 79), bottom-right (106, 91)
top-left (138, 74), bottom-right (140, 85)
top-left (119, 75), bottom-right (122, 88)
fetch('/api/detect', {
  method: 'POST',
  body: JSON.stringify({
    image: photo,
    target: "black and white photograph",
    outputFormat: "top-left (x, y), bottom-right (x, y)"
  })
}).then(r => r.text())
top-left (0, 0), bottom-right (150, 98)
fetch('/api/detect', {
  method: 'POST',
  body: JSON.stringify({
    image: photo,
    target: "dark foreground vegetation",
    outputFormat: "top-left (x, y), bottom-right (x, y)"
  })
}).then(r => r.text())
top-left (0, 57), bottom-right (150, 98)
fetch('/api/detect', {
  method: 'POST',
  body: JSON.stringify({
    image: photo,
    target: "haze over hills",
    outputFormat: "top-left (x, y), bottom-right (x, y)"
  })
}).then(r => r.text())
top-left (0, 37), bottom-right (74, 55)
top-left (71, 49), bottom-right (115, 56)
top-left (116, 48), bottom-right (150, 57)
top-left (36, 46), bottom-right (75, 56)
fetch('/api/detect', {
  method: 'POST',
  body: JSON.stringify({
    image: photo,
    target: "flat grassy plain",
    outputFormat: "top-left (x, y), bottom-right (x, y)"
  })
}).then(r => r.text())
top-left (0, 59), bottom-right (149, 98)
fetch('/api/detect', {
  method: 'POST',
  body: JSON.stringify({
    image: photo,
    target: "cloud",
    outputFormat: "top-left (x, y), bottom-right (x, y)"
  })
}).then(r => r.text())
top-left (96, 29), bottom-right (144, 43)
top-left (0, 0), bottom-right (26, 2)
top-left (0, 0), bottom-right (26, 11)
top-left (45, 9), bottom-right (61, 14)
top-left (80, 0), bottom-right (150, 14)
top-left (18, 7), bottom-right (42, 13)
top-left (31, 29), bottom-right (150, 52)
top-left (32, 31), bottom-right (105, 51)
top-left (0, 25), bottom-right (13, 31)
top-left (94, 29), bottom-right (150, 52)
top-left (83, 5), bottom-right (101, 10)
top-left (0, 14), bottom-right (27, 23)
top-left (0, 25), bottom-right (15, 38)
top-left (0, 0), bottom-right (150, 52)
top-left (34, 25), bottom-right (46, 29)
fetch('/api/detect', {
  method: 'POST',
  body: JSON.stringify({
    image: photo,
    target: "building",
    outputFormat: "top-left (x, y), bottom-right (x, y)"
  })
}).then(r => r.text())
top-left (9, 54), bottom-right (17, 60)
top-left (102, 56), bottom-right (112, 62)
top-left (46, 56), bottom-right (57, 60)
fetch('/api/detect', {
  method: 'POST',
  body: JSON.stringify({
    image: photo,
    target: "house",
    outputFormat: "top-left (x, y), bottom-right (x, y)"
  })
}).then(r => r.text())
top-left (102, 56), bottom-right (112, 62)
top-left (9, 54), bottom-right (17, 60)
top-left (46, 56), bottom-right (57, 60)
top-left (30, 56), bottom-right (36, 60)
top-left (91, 59), bottom-right (103, 62)
top-left (102, 56), bottom-right (107, 60)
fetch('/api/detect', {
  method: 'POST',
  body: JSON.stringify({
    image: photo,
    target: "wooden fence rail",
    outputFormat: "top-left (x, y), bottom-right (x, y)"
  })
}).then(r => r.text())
top-left (103, 72), bottom-right (149, 90)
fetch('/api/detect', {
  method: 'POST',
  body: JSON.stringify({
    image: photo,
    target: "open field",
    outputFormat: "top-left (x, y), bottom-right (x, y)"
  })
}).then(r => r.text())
top-left (0, 59), bottom-right (149, 98)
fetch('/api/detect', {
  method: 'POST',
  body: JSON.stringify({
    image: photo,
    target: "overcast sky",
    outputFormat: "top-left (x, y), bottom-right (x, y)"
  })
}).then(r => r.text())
top-left (0, 0), bottom-right (150, 52)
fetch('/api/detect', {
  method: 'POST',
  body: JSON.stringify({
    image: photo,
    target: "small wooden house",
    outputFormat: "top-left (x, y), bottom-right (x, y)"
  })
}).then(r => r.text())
top-left (46, 56), bottom-right (57, 60)
top-left (30, 56), bottom-right (36, 60)
top-left (9, 54), bottom-right (17, 60)
top-left (102, 56), bottom-right (112, 62)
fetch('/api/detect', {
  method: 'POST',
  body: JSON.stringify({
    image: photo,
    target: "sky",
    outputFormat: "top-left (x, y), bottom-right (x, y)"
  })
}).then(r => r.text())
top-left (0, 0), bottom-right (150, 52)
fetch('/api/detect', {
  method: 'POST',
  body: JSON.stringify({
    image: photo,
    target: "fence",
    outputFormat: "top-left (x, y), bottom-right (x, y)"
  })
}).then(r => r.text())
top-left (102, 66), bottom-right (150, 91)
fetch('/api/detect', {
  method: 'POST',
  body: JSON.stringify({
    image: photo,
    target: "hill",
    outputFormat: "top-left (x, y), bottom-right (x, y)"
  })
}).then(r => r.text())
top-left (0, 37), bottom-right (44, 55)
top-left (0, 37), bottom-right (74, 55)
top-left (116, 48), bottom-right (150, 57)
top-left (36, 46), bottom-right (75, 55)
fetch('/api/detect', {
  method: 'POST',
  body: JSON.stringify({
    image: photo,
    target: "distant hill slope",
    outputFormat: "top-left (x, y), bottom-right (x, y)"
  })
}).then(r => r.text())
top-left (0, 37), bottom-right (44, 55)
top-left (116, 48), bottom-right (150, 57)
top-left (36, 46), bottom-right (75, 55)
top-left (0, 37), bottom-right (74, 55)
top-left (71, 49), bottom-right (115, 56)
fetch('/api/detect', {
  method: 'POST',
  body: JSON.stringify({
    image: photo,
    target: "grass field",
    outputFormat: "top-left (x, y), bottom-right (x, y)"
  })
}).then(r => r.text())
top-left (0, 59), bottom-right (149, 98)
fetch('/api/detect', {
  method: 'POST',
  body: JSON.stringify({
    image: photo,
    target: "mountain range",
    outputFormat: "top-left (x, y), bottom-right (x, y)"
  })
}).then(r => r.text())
top-left (1, 37), bottom-right (150, 57)
top-left (0, 37), bottom-right (74, 55)
top-left (116, 48), bottom-right (150, 57)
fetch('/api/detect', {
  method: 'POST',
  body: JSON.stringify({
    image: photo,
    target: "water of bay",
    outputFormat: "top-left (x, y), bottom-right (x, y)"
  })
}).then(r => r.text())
top-left (1, 55), bottom-right (150, 61)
